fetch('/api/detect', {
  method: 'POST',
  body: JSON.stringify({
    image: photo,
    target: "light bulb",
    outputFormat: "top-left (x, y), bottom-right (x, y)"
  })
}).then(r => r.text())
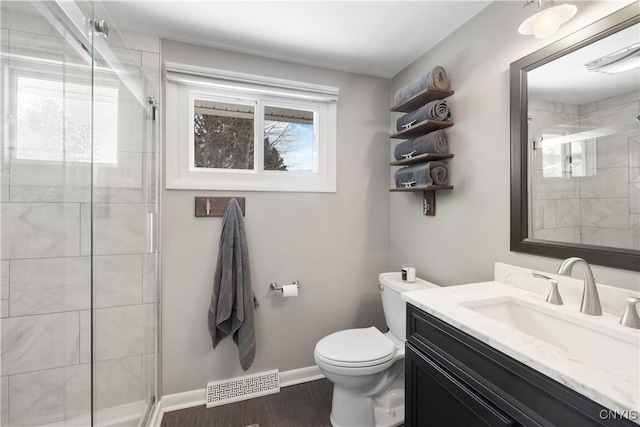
top-left (519, 3), bottom-right (577, 37)
top-left (533, 10), bottom-right (562, 39)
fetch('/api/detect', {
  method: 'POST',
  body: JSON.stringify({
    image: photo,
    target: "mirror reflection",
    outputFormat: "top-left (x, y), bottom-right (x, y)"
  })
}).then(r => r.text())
top-left (527, 22), bottom-right (640, 251)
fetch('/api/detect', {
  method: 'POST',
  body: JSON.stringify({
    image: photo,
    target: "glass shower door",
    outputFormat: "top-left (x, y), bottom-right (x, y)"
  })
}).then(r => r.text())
top-left (1, 1), bottom-right (95, 425)
top-left (1, 1), bottom-right (159, 425)
top-left (87, 1), bottom-right (159, 425)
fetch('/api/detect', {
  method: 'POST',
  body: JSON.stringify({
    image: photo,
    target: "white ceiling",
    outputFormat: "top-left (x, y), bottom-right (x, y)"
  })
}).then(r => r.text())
top-left (102, 1), bottom-right (491, 78)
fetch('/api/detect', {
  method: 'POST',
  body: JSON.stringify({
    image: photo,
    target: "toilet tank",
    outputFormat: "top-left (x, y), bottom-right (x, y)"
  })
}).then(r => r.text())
top-left (379, 272), bottom-right (439, 341)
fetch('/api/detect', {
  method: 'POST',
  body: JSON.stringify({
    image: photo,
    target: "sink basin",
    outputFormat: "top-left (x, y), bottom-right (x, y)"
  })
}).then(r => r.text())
top-left (461, 296), bottom-right (640, 375)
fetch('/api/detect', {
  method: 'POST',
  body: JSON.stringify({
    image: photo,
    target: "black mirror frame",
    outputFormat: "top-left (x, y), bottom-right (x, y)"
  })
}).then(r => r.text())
top-left (510, 2), bottom-right (640, 272)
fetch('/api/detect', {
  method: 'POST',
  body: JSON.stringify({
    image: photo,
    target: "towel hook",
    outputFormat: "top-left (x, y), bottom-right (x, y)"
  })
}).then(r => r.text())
top-left (269, 280), bottom-right (300, 292)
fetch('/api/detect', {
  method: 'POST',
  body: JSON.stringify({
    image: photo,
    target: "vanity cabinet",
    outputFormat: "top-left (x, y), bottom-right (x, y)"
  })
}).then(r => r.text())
top-left (406, 345), bottom-right (516, 426)
top-left (405, 304), bottom-right (636, 427)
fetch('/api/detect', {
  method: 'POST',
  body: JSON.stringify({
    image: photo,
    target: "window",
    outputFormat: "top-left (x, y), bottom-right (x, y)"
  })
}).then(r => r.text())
top-left (537, 134), bottom-right (596, 178)
top-left (165, 64), bottom-right (338, 192)
top-left (15, 75), bottom-right (118, 164)
top-left (193, 98), bottom-right (255, 170)
top-left (263, 105), bottom-right (315, 172)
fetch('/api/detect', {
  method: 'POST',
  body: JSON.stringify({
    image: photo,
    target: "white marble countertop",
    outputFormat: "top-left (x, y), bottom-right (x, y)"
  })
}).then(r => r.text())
top-left (402, 280), bottom-right (640, 423)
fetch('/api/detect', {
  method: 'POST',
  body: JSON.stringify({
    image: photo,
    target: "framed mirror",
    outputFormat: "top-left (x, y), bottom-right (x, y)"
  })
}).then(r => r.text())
top-left (510, 3), bottom-right (640, 271)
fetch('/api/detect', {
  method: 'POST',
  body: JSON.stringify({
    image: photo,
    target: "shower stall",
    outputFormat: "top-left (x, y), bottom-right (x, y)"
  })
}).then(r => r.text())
top-left (1, 1), bottom-right (159, 426)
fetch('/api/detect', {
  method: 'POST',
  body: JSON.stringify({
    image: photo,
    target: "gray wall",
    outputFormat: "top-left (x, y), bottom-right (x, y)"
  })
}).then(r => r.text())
top-left (390, 1), bottom-right (640, 290)
top-left (161, 40), bottom-right (391, 395)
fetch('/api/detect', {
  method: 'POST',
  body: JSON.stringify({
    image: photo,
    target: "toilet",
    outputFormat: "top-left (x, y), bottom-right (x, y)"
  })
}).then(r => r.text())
top-left (314, 272), bottom-right (439, 427)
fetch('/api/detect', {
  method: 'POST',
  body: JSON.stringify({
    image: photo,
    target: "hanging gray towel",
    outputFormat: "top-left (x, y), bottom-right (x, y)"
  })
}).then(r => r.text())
top-left (208, 198), bottom-right (257, 371)
top-left (394, 130), bottom-right (449, 160)
top-left (394, 161), bottom-right (449, 188)
top-left (393, 66), bottom-right (451, 105)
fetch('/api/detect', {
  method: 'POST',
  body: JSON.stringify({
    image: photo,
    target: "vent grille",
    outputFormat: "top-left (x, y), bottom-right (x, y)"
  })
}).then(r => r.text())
top-left (206, 369), bottom-right (280, 408)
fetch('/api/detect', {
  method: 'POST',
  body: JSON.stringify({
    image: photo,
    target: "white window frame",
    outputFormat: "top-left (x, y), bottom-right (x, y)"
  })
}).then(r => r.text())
top-left (165, 64), bottom-right (338, 192)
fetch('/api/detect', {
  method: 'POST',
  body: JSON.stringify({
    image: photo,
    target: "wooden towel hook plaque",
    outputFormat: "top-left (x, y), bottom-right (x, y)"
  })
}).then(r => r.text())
top-left (195, 197), bottom-right (246, 217)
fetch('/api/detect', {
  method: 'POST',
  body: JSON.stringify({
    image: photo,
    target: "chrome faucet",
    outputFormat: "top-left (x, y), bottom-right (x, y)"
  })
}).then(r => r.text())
top-left (557, 257), bottom-right (602, 316)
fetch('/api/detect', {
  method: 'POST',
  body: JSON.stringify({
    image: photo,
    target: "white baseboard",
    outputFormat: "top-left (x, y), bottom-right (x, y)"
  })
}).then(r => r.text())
top-left (160, 388), bottom-right (207, 414)
top-left (147, 402), bottom-right (164, 427)
top-left (279, 365), bottom-right (324, 387)
top-left (150, 365), bottom-right (325, 426)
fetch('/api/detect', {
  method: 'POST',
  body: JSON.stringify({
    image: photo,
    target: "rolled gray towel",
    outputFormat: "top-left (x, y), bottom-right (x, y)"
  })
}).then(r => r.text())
top-left (394, 161), bottom-right (449, 188)
top-left (396, 100), bottom-right (451, 131)
top-left (394, 130), bottom-right (449, 160)
top-left (394, 66), bottom-right (450, 105)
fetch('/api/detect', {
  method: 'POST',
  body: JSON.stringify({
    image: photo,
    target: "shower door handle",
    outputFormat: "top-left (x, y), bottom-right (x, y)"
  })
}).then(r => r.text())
top-left (147, 212), bottom-right (156, 254)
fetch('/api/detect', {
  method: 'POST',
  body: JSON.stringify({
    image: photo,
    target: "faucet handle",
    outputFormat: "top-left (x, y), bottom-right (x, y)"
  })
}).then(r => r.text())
top-left (532, 273), bottom-right (563, 305)
top-left (619, 297), bottom-right (640, 329)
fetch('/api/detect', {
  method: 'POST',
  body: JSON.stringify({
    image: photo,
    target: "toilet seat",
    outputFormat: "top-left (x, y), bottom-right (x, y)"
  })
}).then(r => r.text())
top-left (314, 327), bottom-right (396, 368)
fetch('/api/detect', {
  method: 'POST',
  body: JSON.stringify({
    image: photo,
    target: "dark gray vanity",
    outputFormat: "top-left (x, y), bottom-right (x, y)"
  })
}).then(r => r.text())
top-left (405, 304), bottom-right (636, 426)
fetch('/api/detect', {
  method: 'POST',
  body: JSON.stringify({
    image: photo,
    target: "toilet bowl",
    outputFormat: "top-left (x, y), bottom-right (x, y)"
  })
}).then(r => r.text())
top-left (314, 272), bottom-right (439, 427)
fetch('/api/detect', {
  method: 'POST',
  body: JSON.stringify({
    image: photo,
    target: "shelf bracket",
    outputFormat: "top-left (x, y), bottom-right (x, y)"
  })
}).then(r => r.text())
top-left (423, 191), bottom-right (436, 216)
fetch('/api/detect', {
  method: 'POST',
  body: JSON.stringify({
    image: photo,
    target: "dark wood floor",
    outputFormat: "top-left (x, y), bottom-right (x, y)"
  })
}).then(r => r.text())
top-left (161, 379), bottom-right (334, 427)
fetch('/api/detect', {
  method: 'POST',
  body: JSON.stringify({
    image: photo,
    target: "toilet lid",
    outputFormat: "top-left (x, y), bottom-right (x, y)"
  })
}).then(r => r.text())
top-left (314, 327), bottom-right (396, 367)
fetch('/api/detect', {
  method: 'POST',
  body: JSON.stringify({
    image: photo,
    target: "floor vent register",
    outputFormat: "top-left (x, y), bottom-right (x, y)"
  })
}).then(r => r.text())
top-left (206, 369), bottom-right (280, 408)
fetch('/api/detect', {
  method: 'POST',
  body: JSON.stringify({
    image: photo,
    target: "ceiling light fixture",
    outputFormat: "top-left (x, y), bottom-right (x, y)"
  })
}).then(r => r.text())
top-left (518, 0), bottom-right (577, 39)
top-left (585, 42), bottom-right (640, 74)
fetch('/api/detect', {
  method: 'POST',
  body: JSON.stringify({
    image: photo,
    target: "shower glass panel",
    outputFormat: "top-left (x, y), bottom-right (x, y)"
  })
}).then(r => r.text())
top-left (0, 1), bottom-right (159, 426)
top-left (89, 1), bottom-right (158, 425)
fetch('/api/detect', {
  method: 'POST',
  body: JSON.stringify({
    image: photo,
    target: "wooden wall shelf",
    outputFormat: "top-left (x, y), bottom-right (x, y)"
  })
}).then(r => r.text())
top-left (390, 185), bottom-right (453, 193)
top-left (390, 75), bottom-right (455, 216)
top-left (390, 185), bottom-right (453, 216)
top-left (390, 153), bottom-right (453, 166)
top-left (391, 88), bottom-right (454, 113)
top-left (390, 119), bottom-right (453, 139)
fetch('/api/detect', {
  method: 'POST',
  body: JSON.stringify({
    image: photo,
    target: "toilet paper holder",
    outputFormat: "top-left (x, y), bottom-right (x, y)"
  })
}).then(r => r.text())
top-left (269, 280), bottom-right (300, 292)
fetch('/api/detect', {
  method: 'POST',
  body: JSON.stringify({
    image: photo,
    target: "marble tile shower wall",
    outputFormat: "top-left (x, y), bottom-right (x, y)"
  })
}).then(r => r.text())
top-left (0, 23), bottom-right (160, 426)
top-left (529, 91), bottom-right (640, 250)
